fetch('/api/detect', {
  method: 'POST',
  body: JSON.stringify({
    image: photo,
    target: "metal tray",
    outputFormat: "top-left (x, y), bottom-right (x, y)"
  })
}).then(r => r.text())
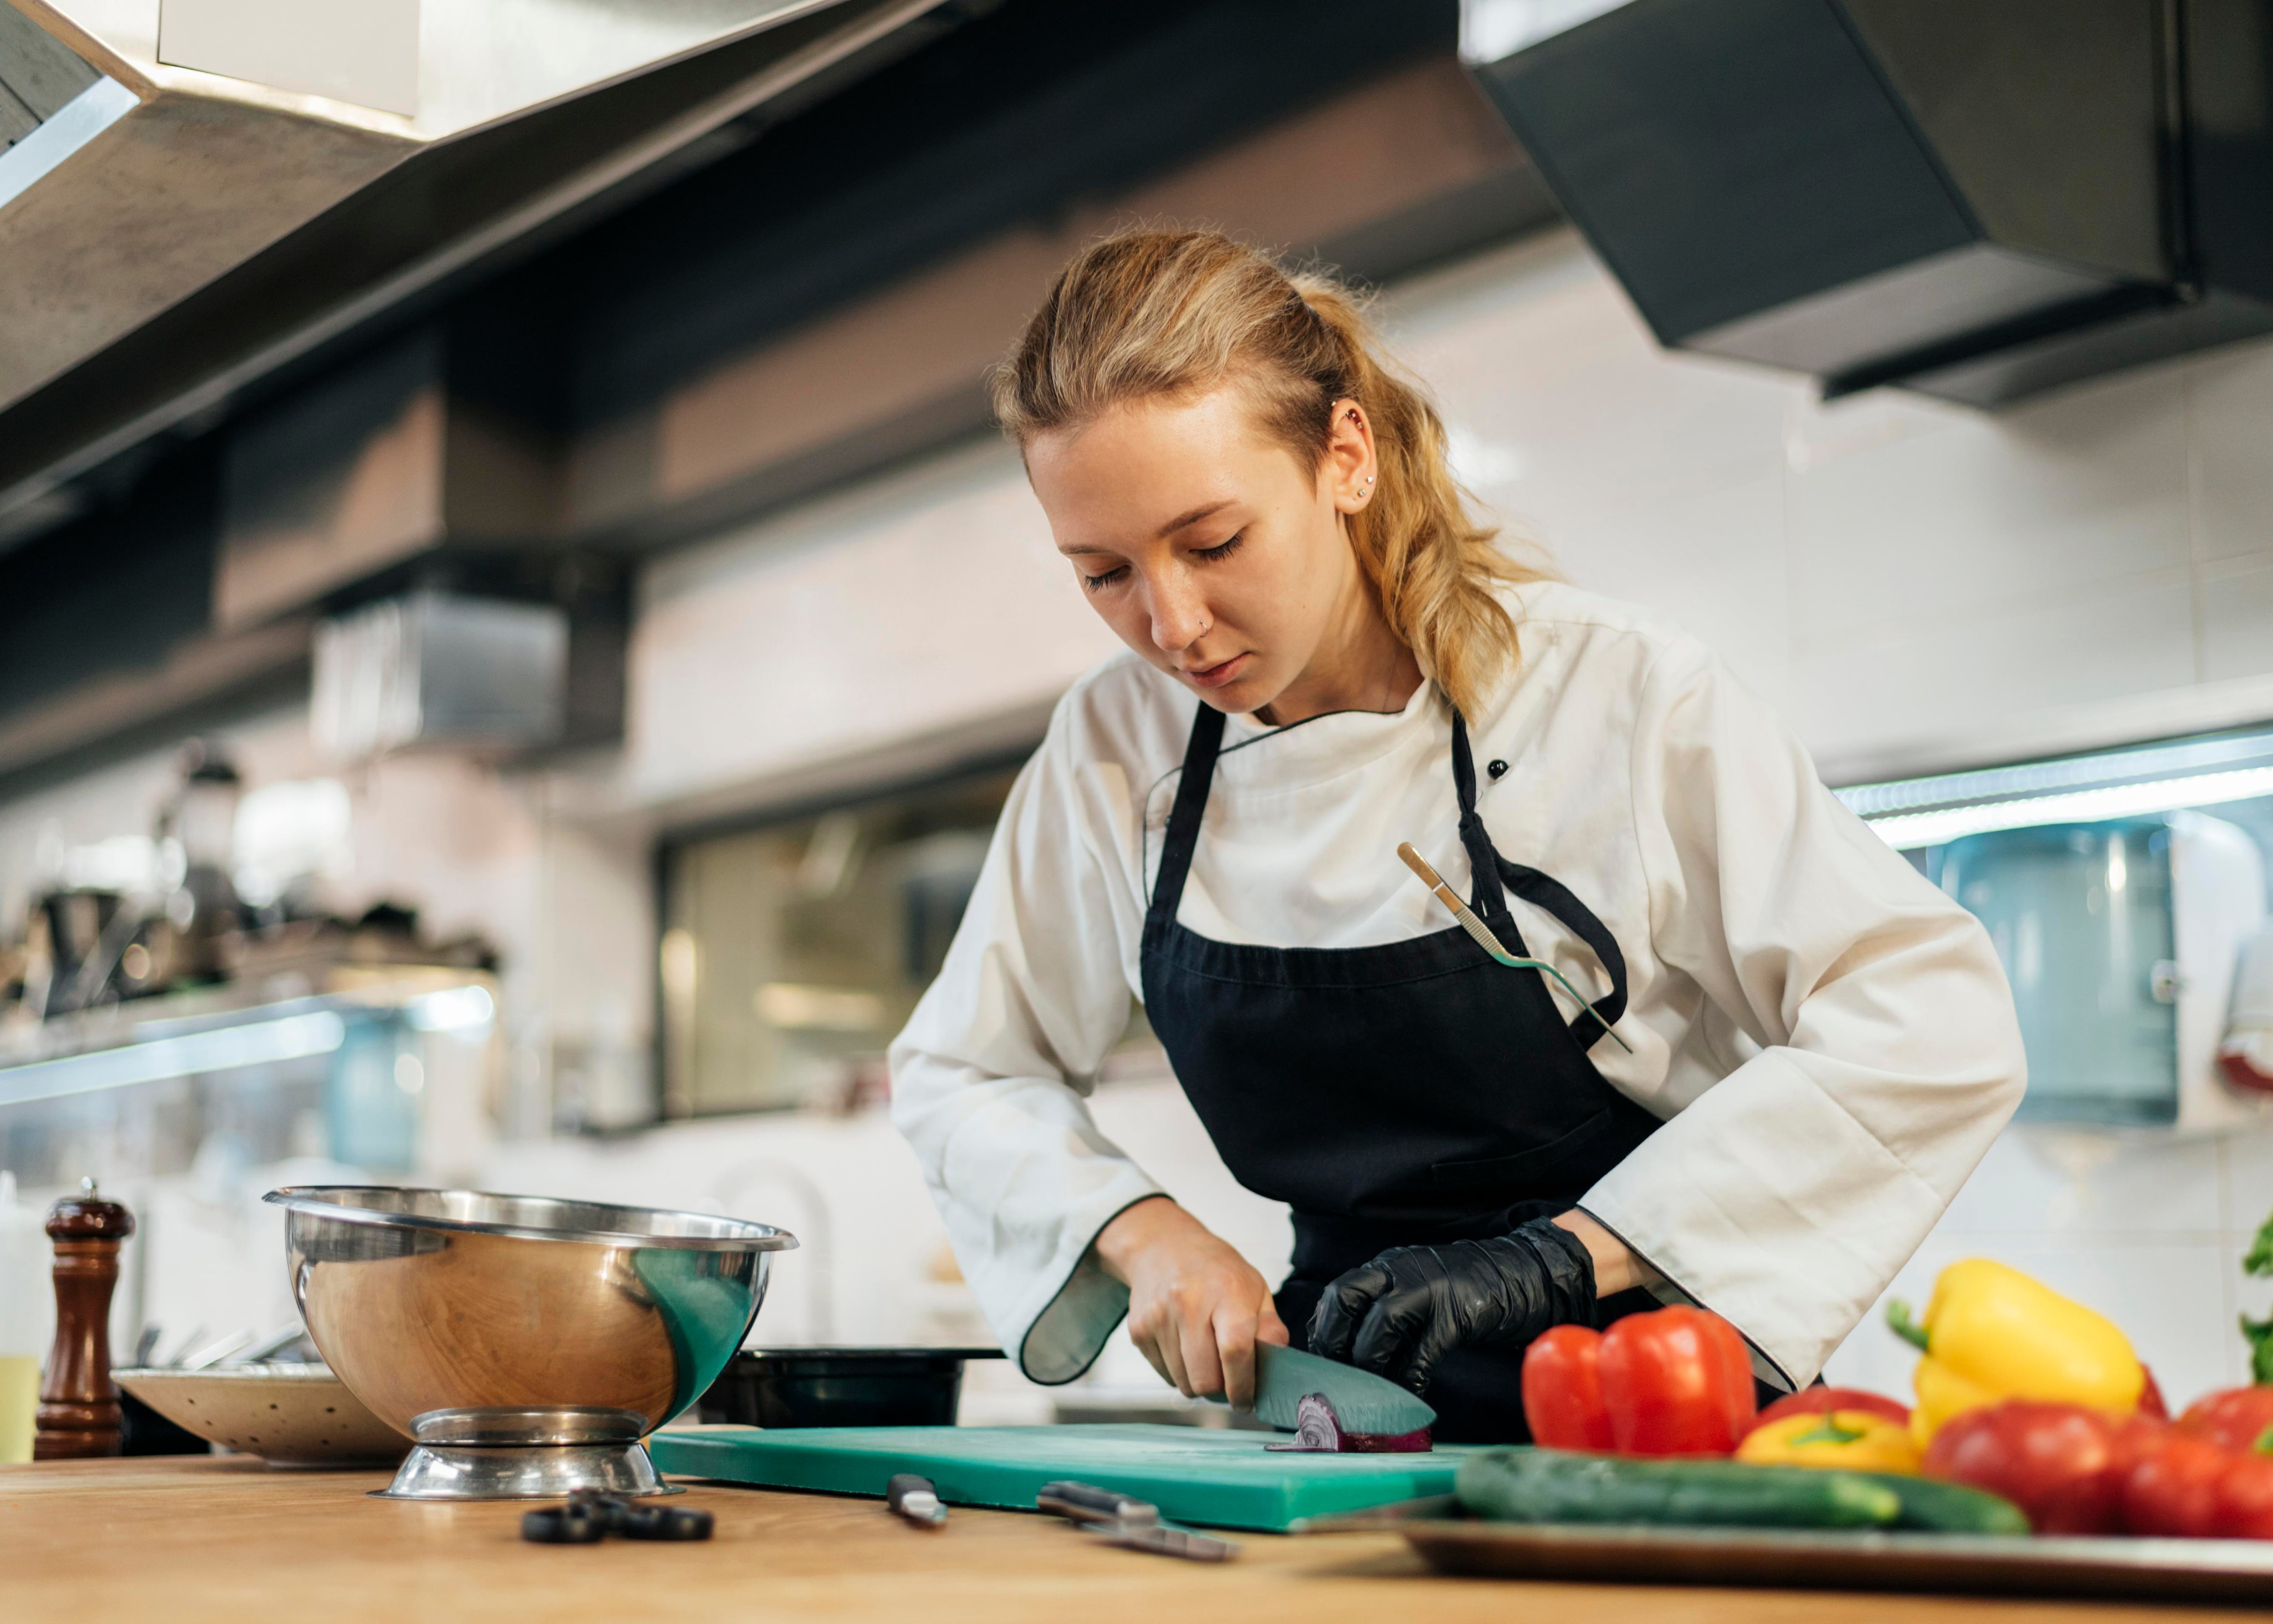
top-left (1400, 1519), bottom-right (2273, 1604)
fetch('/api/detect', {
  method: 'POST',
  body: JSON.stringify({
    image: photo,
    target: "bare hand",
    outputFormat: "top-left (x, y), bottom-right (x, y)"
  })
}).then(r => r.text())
top-left (1092, 1197), bottom-right (1288, 1408)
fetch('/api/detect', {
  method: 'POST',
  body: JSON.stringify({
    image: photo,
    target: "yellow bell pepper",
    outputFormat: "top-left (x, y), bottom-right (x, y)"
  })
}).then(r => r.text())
top-left (1889, 1258), bottom-right (2144, 1444)
top-left (1736, 1410), bottom-right (1921, 1474)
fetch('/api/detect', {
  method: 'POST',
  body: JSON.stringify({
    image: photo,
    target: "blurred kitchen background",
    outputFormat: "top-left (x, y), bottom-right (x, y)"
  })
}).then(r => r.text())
top-left (3, 0), bottom-right (2273, 1422)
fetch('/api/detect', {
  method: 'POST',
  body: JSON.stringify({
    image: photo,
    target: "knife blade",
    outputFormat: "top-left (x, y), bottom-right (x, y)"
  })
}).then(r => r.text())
top-left (1081, 1520), bottom-right (1240, 1562)
top-left (1252, 1342), bottom-right (1436, 1436)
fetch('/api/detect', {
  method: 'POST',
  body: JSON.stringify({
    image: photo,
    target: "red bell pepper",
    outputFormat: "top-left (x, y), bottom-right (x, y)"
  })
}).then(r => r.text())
top-left (1599, 1305), bottom-right (1757, 1456)
top-left (1921, 1400), bottom-right (2128, 1534)
top-left (1522, 1324), bottom-right (1613, 1450)
top-left (2177, 1385), bottom-right (2273, 1455)
top-left (1752, 1385), bottom-right (1910, 1431)
top-left (1521, 1307), bottom-right (1756, 1455)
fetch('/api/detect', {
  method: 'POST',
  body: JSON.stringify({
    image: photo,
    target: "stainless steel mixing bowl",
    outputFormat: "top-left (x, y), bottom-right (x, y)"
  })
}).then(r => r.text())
top-left (263, 1185), bottom-right (795, 1500)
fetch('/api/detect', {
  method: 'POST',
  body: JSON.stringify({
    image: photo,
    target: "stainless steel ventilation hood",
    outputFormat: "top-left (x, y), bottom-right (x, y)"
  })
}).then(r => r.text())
top-left (1470, 0), bottom-right (2273, 406)
top-left (0, 0), bottom-right (952, 546)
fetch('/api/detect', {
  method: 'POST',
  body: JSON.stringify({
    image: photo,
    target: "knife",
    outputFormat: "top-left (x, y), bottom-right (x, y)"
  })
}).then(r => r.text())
top-left (1036, 1480), bottom-right (1159, 1527)
top-left (1037, 1482), bottom-right (1237, 1562)
top-left (1251, 1342), bottom-right (1436, 1437)
top-left (886, 1473), bottom-right (947, 1528)
top-left (1081, 1521), bottom-right (1240, 1562)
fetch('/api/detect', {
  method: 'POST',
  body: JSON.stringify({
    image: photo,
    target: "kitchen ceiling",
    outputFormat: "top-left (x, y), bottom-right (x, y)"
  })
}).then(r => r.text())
top-left (0, 0), bottom-right (963, 551)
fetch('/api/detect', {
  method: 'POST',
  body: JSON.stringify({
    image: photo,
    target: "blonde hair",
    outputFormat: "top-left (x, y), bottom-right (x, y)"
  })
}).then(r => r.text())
top-left (992, 228), bottom-right (1539, 719)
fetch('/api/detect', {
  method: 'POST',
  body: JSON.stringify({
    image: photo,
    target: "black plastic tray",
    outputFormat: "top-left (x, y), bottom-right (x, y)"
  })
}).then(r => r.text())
top-left (694, 1347), bottom-right (1003, 1429)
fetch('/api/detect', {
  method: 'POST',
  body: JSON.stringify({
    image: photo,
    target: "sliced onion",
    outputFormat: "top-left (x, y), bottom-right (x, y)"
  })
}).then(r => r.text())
top-left (1265, 1392), bottom-right (1432, 1454)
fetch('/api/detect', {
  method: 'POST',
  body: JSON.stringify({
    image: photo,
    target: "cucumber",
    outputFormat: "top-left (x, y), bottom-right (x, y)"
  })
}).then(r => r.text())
top-left (1857, 1473), bottom-right (2032, 1536)
top-left (1456, 1448), bottom-right (1902, 1531)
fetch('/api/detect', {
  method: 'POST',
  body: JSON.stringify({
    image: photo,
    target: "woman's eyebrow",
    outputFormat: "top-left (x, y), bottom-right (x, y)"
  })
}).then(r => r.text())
top-left (1155, 500), bottom-right (1233, 538)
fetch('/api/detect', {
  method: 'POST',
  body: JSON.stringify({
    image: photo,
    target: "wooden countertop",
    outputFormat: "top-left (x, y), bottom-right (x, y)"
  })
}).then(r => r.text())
top-left (0, 1454), bottom-right (2243, 1624)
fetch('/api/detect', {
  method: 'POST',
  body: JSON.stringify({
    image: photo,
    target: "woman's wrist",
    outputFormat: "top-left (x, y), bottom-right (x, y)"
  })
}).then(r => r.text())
top-left (1552, 1209), bottom-right (1656, 1298)
top-left (1092, 1194), bottom-right (1186, 1285)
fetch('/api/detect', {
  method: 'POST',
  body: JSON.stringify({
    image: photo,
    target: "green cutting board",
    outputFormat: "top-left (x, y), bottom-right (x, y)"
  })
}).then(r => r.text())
top-left (649, 1424), bottom-right (1479, 1532)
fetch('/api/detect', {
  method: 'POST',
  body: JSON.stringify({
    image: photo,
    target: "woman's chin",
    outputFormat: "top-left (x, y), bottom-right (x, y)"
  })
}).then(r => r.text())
top-left (1191, 675), bottom-right (1275, 714)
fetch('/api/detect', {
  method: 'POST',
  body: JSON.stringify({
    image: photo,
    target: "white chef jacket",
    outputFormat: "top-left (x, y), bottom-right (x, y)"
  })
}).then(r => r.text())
top-left (889, 581), bottom-right (2025, 1388)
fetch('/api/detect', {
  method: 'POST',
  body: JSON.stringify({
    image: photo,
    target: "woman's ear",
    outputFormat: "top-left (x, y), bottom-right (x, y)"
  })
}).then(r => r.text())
top-left (1325, 397), bottom-right (1377, 515)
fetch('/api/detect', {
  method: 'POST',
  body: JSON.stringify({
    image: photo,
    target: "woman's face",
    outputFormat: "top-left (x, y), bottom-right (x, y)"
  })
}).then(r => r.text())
top-left (1025, 381), bottom-right (1377, 721)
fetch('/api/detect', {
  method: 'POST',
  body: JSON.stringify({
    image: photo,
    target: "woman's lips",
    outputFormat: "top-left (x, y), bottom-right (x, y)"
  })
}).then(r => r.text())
top-left (1182, 653), bottom-right (1250, 690)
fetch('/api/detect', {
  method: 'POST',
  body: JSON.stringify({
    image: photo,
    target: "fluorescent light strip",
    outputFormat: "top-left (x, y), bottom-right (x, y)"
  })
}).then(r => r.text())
top-left (0, 1011), bottom-right (347, 1109)
top-left (1864, 766), bottom-right (2273, 851)
top-left (1838, 731), bottom-right (2273, 819)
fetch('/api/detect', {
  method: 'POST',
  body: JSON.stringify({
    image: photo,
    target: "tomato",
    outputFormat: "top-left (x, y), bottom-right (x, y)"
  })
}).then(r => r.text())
top-left (2216, 1452), bottom-right (2273, 1539)
top-left (1753, 1386), bottom-right (1910, 1430)
top-left (2177, 1386), bottom-right (2273, 1456)
top-left (1921, 1400), bottom-right (2126, 1534)
top-left (1597, 1305), bottom-right (1757, 1456)
top-left (1522, 1324), bottom-right (1612, 1451)
top-left (2121, 1423), bottom-right (2228, 1538)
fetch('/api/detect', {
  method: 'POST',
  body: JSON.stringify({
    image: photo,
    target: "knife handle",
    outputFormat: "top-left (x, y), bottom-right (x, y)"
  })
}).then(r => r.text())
top-left (1037, 1480), bottom-right (1159, 1527)
top-left (886, 1473), bottom-right (947, 1527)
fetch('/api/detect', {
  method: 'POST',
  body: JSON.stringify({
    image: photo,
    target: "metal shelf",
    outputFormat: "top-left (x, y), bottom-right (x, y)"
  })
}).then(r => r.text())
top-left (0, 966), bottom-right (496, 1109)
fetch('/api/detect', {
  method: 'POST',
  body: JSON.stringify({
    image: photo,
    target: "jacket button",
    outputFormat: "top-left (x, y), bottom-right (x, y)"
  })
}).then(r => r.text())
top-left (1487, 759), bottom-right (1509, 780)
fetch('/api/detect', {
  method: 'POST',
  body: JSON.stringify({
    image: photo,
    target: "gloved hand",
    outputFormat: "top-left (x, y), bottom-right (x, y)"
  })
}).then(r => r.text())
top-left (1307, 1217), bottom-right (1598, 1394)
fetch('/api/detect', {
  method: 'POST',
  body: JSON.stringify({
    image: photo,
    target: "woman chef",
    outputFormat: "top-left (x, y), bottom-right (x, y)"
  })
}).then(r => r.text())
top-left (888, 229), bottom-right (2026, 1442)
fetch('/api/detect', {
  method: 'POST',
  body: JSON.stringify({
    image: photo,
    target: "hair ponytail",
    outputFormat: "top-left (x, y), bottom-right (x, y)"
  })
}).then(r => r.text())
top-left (992, 228), bottom-right (1540, 719)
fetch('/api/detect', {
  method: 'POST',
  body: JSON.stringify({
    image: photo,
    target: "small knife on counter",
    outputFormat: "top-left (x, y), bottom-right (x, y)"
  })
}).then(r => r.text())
top-left (1036, 1480), bottom-right (1158, 1527)
top-left (1036, 1481), bottom-right (1238, 1563)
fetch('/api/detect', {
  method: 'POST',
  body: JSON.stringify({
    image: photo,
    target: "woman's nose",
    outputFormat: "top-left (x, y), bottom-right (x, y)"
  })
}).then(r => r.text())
top-left (1147, 576), bottom-right (1209, 653)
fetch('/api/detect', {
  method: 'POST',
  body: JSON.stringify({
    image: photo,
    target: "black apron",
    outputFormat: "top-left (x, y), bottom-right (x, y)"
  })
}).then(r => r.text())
top-left (1138, 698), bottom-right (1662, 1443)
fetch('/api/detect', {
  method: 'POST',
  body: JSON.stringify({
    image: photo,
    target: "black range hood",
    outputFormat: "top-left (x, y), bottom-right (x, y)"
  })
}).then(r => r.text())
top-left (1470, 0), bottom-right (2273, 406)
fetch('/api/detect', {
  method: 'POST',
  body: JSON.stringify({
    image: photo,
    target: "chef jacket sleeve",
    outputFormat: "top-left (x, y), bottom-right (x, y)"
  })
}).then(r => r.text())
top-left (889, 697), bottom-right (1164, 1383)
top-left (1578, 638), bottom-right (2027, 1387)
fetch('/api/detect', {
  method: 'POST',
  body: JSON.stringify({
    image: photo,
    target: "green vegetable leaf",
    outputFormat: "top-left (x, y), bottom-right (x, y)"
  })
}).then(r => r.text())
top-left (2247, 1211), bottom-right (2273, 1278)
top-left (2243, 1311), bottom-right (2273, 1387)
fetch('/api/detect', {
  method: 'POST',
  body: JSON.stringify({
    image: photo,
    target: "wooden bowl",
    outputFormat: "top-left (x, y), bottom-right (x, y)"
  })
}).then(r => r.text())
top-left (113, 1364), bottom-right (408, 1467)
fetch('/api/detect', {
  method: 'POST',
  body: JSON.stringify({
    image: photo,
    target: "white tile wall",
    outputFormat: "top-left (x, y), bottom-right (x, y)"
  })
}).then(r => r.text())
top-left (2191, 341), bottom-right (2273, 564)
top-left (2203, 553), bottom-right (2273, 684)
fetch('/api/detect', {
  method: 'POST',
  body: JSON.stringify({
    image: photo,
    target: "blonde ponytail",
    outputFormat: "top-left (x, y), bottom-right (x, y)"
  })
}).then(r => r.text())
top-left (992, 228), bottom-right (1539, 719)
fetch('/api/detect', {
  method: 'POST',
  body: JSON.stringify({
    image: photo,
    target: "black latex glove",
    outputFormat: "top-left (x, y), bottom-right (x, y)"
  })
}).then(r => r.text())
top-left (1307, 1216), bottom-right (1598, 1395)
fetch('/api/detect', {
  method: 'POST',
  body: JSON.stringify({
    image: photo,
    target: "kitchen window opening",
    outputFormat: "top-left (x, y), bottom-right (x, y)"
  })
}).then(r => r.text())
top-left (656, 757), bottom-right (1157, 1120)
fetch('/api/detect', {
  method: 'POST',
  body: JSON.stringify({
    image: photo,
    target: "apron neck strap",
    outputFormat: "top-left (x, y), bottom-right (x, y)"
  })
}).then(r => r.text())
top-left (1149, 699), bottom-right (1227, 928)
top-left (1450, 712), bottom-right (1510, 922)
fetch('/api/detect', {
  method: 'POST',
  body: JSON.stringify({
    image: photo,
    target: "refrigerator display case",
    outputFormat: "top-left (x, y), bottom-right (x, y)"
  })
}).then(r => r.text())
top-left (1838, 728), bottom-right (2273, 1132)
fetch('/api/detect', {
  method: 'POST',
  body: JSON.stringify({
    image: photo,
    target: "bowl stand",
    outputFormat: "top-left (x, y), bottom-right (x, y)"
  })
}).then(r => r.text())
top-left (375, 1407), bottom-right (682, 1501)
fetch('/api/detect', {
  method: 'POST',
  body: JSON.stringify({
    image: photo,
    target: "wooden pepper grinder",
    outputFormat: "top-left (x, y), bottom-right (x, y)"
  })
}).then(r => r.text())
top-left (33, 1178), bottom-right (135, 1460)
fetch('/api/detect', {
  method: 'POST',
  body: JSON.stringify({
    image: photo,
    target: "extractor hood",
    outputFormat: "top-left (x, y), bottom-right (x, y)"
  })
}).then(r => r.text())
top-left (1469, 0), bottom-right (2273, 406)
top-left (0, 0), bottom-right (957, 546)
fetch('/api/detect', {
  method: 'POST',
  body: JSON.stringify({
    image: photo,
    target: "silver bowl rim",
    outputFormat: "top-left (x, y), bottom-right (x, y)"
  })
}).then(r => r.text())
top-left (262, 1184), bottom-right (799, 1252)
